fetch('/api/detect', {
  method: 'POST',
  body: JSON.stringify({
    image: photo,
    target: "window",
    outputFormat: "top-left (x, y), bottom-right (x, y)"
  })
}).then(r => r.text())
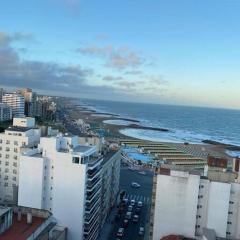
top-left (0, 139), bottom-right (2, 144)
top-left (72, 157), bottom-right (80, 164)
top-left (0, 154), bottom-right (2, 158)
top-left (5, 147), bottom-right (10, 152)
top-left (227, 221), bottom-right (232, 225)
top-left (13, 162), bottom-right (17, 167)
top-left (4, 182), bottom-right (8, 187)
top-left (6, 140), bottom-right (10, 144)
top-left (228, 211), bottom-right (233, 215)
top-left (14, 148), bottom-right (18, 153)
top-left (5, 168), bottom-right (9, 173)
top-left (226, 232), bottom-right (231, 235)
top-left (13, 169), bottom-right (17, 174)
top-left (5, 162), bottom-right (9, 166)
top-left (229, 201), bottom-right (234, 204)
top-left (14, 156), bottom-right (17, 160)
top-left (4, 176), bottom-right (8, 180)
top-left (12, 176), bottom-right (17, 181)
top-left (14, 141), bottom-right (18, 146)
top-left (5, 154), bottom-right (9, 159)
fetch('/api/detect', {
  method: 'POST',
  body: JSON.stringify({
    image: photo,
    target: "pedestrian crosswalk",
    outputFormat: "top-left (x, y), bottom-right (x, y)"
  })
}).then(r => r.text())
top-left (125, 194), bottom-right (151, 204)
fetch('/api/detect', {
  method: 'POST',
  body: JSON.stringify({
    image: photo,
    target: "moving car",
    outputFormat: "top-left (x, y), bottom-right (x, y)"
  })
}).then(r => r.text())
top-left (131, 182), bottom-right (141, 188)
top-left (138, 171), bottom-right (146, 175)
top-left (133, 214), bottom-right (139, 223)
top-left (139, 227), bottom-right (145, 236)
top-left (128, 205), bottom-right (133, 212)
top-left (125, 211), bottom-right (132, 219)
top-left (116, 228), bottom-right (124, 237)
top-left (130, 199), bottom-right (136, 206)
top-left (123, 219), bottom-right (129, 227)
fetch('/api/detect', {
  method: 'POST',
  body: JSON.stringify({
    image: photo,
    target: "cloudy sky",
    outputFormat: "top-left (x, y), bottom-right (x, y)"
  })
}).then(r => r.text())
top-left (0, 0), bottom-right (240, 109)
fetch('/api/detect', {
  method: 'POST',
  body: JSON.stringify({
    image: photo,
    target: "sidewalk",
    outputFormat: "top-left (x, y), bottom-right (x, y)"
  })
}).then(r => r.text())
top-left (99, 205), bottom-right (117, 240)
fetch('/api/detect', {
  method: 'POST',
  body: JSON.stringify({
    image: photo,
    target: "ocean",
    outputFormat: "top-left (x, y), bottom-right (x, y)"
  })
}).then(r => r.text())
top-left (79, 99), bottom-right (240, 147)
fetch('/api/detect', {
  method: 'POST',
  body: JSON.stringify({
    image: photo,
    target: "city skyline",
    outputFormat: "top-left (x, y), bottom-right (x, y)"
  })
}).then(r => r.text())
top-left (0, 0), bottom-right (240, 109)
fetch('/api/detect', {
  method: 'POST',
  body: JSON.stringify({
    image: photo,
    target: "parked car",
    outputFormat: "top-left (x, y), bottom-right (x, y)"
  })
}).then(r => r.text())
top-left (128, 205), bottom-right (133, 212)
top-left (125, 211), bottom-right (132, 220)
top-left (137, 201), bottom-right (143, 207)
top-left (116, 228), bottom-right (124, 237)
top-left (139, 227), bottom-right (145, 236)
top-left (133, 214), bottom-right (139, 223)
top-left (130, 199), bottom-right (136, 206)
top-left (131, 182), bottom-right (141, 188)
top-left (138, 171), bottom-right (146, 175)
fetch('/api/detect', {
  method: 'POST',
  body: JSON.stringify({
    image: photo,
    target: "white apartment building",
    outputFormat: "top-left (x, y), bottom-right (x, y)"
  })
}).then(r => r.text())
top-left (18, 134), bottom-right (103, 240)
top-left (0, 103), bottom-right (12, 122)
top-left (150, 169), bottom-right (240, 240)
top-left (2, 93), bottom-right (25, 117)
top-left (0, 117), bottom-right (40, 204)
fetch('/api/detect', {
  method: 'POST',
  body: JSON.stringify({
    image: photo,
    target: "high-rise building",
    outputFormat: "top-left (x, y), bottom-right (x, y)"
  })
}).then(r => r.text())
top-left (0, 88), bottom-right (5, 102)
top-left (2, 93), bottom-right (25, 117)
top-left (18, 134), bottom-right (104, 240)
top-left (0, 117), bottom-right (40, 204)
top-left (149, 167), bottom-right (240, 240)
top-left (0, 103), bottom-right (12, 122)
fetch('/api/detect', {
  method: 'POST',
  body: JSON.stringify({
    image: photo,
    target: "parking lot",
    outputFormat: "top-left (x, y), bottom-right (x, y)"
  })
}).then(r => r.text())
top-left (109, 167), bottom-right (153, 240)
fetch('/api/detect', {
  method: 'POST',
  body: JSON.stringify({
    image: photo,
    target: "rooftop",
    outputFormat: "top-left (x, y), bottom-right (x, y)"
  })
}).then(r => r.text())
top-left (6, 126), bottom-right (34, 132)
top-left (73, 145), bottom-right (93, 153)
top-left (0, 206), bottom-right (11, 216)
top-left (0, 213), bottom-right (45, 240)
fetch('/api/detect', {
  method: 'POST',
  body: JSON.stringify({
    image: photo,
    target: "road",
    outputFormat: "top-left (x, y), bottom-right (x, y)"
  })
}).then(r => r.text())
top-left (109, 167), bottom-right (153, 240)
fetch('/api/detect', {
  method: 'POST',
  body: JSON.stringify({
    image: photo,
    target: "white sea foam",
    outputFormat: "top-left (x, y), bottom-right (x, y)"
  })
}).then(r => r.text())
top-left (103, 119), bottom-right (135, 126)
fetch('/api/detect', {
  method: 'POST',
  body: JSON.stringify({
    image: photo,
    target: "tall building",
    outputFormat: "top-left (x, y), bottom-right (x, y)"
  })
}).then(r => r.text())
top-left (0, 117), bottom-right (40, 204)
top-left (2, 93), bottom-right (25, 117)
top-left (149, 167), bottom-right (240, 240)
top-left (0, 88), bottom-right (5, 102)
top-left (18, 134), bottom-right (104, 240)
top-left (0, 103), bottom-right (12, 122)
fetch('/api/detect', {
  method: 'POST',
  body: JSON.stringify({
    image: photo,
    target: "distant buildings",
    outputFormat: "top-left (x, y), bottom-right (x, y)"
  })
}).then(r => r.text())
top-left (0, 103), bottom-right (12, 122)
top-left (149, 158), bottom-right (240, 240)
top-left (18, 134), bottom-right (121, 240)
top-left (2, 93), bottom-right (25, 117)
top-left (0, 117), bottom-right (40, 204)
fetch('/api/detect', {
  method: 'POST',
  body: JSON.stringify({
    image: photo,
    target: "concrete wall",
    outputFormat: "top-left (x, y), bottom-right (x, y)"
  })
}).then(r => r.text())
top-left (18, 155), bottom-right (44, 209)
top-left (206, 181), bottom-right (231, 238)
top-left (152, 172), bottom-right (200, 240)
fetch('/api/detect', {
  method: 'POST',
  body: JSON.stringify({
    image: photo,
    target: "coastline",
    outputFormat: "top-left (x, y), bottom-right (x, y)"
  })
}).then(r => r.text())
top-left (61, 98), bottom-right (239, 159)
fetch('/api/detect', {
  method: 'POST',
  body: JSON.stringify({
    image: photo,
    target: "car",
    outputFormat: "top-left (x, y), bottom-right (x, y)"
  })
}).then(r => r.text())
top-left (138, 171), bottom-right (146, 175)
top-left (116, 228), bottom-right (124, 237)
top-left (133, 214), bottom-right (139, 223)
top-left (135, 207), bottom-right (141, 213)
top-left (139, 227), bottom-right (145, 236)
top-left (123, 219), bottom-right (129, 227)
top-left (122, 198), bottom-right (128, 205)
top-left (128, 205), bottom-right (133, 212)
top-left (130, 199), bottom-right (136, 206)
top-left (137, 201), bottom-right (143, 207)
top-left (125, 211), bottom-right (132, 220)
top-left (131, 182), bottom-right (141, 188)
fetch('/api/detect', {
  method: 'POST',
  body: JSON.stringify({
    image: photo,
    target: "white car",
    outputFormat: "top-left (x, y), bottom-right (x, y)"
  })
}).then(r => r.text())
top-left (116, 228), bottom-right (124, 237)
top-left (131, 182), bottom-right (141, 188)
top-left (137, 201), bottom-right (143, 207)
top-left (139, 227), bottom-right (145, 236)
top-left (130, 199), bottom-right (135, 206)
top-left (138, 171), bottom-right (146, 175)
top-left (128, 205), bottom-right (133, 212)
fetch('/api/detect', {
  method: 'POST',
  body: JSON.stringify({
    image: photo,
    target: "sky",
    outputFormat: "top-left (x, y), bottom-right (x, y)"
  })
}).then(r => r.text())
top-left (0, 0), bottom-right (240, 109)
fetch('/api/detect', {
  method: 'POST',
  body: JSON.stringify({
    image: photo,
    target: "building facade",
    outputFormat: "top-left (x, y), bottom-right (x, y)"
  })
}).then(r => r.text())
top-left (0, 103), bottom-right (12, 122)
top-left (150, 168), bottom-right (240, 240)
top-left (18, 134), bottom-right (104, 240)
top-left (2, 93), bottom-right (25, 117)
top-left (0, 117), bottom-right (40, 204)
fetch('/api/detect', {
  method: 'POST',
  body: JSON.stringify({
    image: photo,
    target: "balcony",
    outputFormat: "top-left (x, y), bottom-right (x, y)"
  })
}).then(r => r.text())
top-left (86, 186), bottom-right (101, 202)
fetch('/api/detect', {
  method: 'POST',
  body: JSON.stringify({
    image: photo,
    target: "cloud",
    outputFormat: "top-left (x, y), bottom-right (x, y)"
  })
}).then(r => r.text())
top-left (125, 70), bottom-right (143, 76)
top-left (102, 76), bottom-right (123, 81)
top-left (76, 45), bottom-right (144, 70)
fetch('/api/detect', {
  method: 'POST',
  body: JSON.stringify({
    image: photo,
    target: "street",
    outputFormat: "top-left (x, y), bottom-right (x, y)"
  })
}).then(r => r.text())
top-left (109, 167), bottom-right (153, 240)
